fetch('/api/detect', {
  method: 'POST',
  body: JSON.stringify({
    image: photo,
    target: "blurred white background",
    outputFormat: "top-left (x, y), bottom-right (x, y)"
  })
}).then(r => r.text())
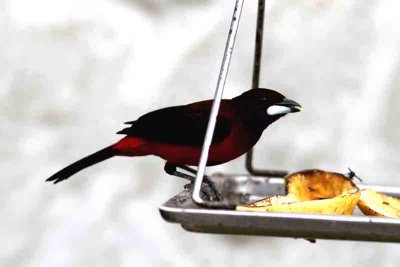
top-left (1, 0), bottom-right (400, 266)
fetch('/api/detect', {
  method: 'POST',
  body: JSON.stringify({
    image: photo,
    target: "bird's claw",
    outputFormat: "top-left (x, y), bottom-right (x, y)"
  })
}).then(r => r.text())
top-left (184, 180), bottom-right (221, 202)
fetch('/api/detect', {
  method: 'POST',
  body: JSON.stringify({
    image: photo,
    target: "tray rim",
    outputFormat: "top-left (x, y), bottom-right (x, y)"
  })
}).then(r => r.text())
top-left (159, 181), bottom-right (400, 242)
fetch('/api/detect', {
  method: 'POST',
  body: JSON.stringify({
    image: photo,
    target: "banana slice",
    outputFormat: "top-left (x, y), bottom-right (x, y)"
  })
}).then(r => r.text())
top-left (237, 170), bottom-right (360, 215)
top-left (358, 189), bottom-right (400, 218)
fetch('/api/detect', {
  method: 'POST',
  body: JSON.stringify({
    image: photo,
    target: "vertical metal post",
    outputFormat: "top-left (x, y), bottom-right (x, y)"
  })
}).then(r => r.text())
top-left (251, 0), bottom-right (265, 90)
top-left (245, 0), bottom-right (288, 177)
top-left (192, 0), bottom-right (245, 206)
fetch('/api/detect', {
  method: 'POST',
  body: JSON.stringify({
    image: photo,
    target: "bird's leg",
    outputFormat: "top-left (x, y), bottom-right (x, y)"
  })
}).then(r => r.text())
top-left (164, 163), bottom-right (221, 201)
top-left (164, 163), bottom-right (194, 181)
top-left (174, 164), bottom-right (198, 176)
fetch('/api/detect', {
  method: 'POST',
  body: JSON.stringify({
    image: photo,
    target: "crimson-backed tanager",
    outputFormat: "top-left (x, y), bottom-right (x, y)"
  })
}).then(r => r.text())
top-left (46, 88), bottom-right (301, 184)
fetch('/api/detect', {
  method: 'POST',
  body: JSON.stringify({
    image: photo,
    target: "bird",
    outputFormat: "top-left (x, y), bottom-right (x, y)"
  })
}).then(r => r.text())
top-left (46, 88), bottom-right (302, 188)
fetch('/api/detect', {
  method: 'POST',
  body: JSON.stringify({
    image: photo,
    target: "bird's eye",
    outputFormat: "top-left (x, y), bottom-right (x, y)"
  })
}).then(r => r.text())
top-left (260, 97), bottom-right (268, 101)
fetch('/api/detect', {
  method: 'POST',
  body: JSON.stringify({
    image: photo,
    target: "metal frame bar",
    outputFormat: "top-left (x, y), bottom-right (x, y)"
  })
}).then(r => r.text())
top-left (245, 0), bottom-right (288, 178)
top-left (192, 0), bottom-right (245, 207)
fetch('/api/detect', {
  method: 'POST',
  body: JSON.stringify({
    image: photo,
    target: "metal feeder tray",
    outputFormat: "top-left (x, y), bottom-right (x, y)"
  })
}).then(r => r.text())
top-left (160, 173), bottom-right (400, 242)
top-left (159, 0), bottom-right (400, 242)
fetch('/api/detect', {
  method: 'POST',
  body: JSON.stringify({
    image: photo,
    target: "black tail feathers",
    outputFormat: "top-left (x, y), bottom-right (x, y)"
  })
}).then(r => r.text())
top-left (46, 146), bottom-right (115, 184)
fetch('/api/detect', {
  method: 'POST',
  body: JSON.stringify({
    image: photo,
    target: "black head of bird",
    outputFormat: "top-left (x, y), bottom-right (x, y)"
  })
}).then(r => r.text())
top-left (233, 88), bottom-right (302, 128)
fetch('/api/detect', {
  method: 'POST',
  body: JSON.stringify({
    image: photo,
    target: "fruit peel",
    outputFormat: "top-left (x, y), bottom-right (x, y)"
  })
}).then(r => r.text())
top-left (237, 169), bottom-right (360, 215)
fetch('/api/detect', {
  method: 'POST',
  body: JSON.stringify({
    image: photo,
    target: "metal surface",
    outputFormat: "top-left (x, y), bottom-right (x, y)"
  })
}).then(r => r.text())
top-left (192, 0), bottom-right (245, 206)
top-left (245, 0), bottom-right (288, 177)
top-left (160, 174), bottom-right (400, 242)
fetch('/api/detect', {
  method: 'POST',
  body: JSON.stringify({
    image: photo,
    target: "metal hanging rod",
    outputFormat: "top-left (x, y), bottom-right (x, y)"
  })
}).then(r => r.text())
top-left (192, 0), bottom-right (245, 207)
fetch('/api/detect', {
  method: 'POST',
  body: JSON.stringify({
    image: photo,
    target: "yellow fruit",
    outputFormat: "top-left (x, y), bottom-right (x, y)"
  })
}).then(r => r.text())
top-left (358, 189), bottom-right (400, 218)
top-left (237, 169), bottom-right (360, 215)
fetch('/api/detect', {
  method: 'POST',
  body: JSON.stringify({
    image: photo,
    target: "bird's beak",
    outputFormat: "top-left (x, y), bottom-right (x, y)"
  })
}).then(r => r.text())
top-left (267, 98), bottom-right (302, 116)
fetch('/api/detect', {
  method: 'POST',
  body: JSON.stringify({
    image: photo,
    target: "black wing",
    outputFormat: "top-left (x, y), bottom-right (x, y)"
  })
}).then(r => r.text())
top-left (117, 105), bottom-right (232, 146)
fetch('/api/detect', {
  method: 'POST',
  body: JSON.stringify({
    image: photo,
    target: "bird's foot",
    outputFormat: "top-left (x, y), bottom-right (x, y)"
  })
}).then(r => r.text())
top-left (184, 181), bottom-right (221, 201)
top-left (164, 163), bottom-right (221, 201)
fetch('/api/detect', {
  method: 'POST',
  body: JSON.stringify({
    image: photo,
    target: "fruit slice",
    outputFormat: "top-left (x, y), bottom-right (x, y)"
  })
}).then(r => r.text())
top-left (237, 169), bottom-right (360, 215)
top-left (357, 189), bottom-right (400, 218)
